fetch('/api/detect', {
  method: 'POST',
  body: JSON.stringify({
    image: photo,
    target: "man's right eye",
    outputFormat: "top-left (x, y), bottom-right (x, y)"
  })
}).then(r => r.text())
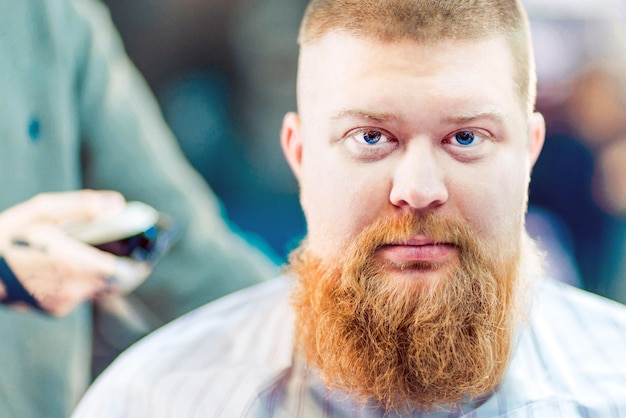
top-left (362, 130), bottom-right (383, 144)
top-left (351, 129), bottom-right (392, 145)
top-left (343, 128), bottom-right (398, 161)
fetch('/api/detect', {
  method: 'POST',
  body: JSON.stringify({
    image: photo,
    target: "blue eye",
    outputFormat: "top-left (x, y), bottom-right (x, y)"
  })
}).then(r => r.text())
top-left (363, 130), bottom-right (382, 144)
top-left (454, 131), bottom-right (475, 146)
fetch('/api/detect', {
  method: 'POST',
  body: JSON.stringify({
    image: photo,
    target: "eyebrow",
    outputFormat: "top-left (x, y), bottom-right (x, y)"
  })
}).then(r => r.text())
top-left (330, 108), bottom-right (510, 126)
top-left (442, 109), bottom-right (509, 125)
top-left (330, 110), bottom-right (398, 122)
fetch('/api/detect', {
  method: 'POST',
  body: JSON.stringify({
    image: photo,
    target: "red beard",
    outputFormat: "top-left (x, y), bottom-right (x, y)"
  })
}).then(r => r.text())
top-left (289, 211), bottom-right (527, 413)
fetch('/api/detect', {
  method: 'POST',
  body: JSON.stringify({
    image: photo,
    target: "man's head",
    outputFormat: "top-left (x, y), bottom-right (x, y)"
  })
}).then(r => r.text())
top-left (281, 0), bottom-right (545, 412)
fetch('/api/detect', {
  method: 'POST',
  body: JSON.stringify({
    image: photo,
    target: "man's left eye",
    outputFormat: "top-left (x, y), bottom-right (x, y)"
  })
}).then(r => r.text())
top-left (454, 130), bottom-right (475, 146)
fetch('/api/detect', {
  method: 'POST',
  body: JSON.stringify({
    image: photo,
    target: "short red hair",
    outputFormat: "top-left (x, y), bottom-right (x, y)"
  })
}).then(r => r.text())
top-left (299, 0), bottom-right (536, 116)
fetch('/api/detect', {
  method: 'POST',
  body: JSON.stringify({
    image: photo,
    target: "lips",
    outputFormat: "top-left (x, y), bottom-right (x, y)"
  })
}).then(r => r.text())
top-left (376, 235), bottom-right (457, 264)
top-left (403, 236), bottom-right (437, 246)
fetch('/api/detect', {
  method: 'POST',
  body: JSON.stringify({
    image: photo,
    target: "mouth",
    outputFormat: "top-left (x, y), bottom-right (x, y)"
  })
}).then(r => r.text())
top-left (376, 235), bottom-right (458, 266)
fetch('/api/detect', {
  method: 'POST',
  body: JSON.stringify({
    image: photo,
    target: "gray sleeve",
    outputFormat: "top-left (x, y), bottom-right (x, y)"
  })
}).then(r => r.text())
top-left (69, 0), bottom-right (277, 336)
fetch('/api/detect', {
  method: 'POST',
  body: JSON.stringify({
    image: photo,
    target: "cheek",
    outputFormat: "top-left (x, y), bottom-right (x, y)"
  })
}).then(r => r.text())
top-left (457, 157), bottom-right (529, 240)
top-left (299, 157), bottom-right (389, 257)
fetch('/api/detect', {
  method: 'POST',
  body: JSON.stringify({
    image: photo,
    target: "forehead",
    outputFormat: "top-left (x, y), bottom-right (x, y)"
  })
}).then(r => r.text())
top-left (297, 32), bottom-right (521, 122)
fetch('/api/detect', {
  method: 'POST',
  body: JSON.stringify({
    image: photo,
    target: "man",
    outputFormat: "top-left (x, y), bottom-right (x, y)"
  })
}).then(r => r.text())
top-left (0, 0), bottom-right (276, 417)
top-left (73, 0), bottom-right (626, 416)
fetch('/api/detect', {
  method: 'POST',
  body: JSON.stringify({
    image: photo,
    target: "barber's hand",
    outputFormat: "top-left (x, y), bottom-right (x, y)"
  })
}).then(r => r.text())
top-left (0, 191), bottom-right (151, 317)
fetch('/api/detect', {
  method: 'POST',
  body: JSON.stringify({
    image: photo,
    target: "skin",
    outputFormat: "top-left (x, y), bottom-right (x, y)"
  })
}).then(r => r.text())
top-left (281, 32), bottom-right (545, 285)
top-left (0, 190), bottom-right (150, 316)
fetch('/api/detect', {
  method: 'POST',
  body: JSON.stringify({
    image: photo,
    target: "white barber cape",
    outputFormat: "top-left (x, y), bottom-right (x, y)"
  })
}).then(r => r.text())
top-left (73, 277), bottom-right (626, 417)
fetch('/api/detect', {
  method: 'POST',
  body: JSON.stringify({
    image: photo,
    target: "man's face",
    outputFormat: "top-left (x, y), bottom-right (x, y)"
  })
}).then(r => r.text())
top-left (282, 32), bottom-right (544, 282)
top-left (282, 32), bottom-right (545, 410)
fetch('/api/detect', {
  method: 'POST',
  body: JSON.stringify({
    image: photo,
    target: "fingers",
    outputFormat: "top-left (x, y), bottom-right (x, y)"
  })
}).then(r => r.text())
top-left (0, 190), bottom-right (153, 317)
top-left (2, 228), bottom-right (151, 317)
top-left (106, 259), bottom-right (152, 294)
top-left (14, 259), bottom-right (151, 317)
top-left (0, 190), bottom-right (126, 229)
top-left (40, 259), bottom-right (151, 317)
top-left (38, 270), bottom-right (110, 317)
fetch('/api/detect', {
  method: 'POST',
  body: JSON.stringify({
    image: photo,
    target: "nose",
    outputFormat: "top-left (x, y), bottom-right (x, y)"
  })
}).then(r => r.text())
top-left (389, 143), bottom-right (448, 211)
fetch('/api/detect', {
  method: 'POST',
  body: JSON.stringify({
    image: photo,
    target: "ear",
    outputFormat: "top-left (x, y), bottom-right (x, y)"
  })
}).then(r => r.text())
top-left (528, 112), bottom-right (546, 167)
top-left (281, 112), bottom-right (303, 181)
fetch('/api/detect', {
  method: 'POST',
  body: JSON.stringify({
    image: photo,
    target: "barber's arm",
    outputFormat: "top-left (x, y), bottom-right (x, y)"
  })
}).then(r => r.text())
top-left (0, 190), bottom-right (150, 317)
top-left (72, 0), bottom-right (277, 324)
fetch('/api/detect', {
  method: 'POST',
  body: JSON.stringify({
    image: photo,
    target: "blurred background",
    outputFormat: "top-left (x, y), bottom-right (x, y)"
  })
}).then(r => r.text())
top-left (100, 0), bottom-right (626, 302)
